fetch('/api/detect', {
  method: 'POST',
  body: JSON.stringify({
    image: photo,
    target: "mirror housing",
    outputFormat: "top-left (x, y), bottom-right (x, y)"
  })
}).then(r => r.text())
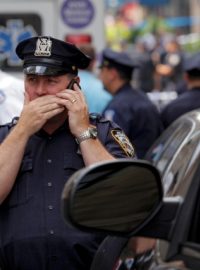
top-left (62, 159), bottom-right (164, 236)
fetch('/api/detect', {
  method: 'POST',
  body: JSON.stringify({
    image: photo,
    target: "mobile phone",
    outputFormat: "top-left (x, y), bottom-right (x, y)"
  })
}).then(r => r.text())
top-left (67, 79), bottom-right (81, 90)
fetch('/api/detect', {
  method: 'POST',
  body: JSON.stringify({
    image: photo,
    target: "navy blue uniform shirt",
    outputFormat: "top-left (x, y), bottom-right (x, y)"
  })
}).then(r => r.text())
top-left (0, 115), bottom-right (135, 270)
top-left (103, 83), bottom-right (163, 158)
top-left (161, 87), bottom-right (200, 128)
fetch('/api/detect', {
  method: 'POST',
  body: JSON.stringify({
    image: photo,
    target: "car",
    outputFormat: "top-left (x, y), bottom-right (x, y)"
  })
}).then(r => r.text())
top-left (145, 108), bottom-right (200, 268)
top-left (61, 109), bottom-right (200, 270)
top-left (145, 108), bottom-right (200, 197)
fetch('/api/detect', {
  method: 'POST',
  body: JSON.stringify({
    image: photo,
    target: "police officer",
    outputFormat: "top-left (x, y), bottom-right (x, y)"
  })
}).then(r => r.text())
top-left (77, 43), bottom-right (112, 114)
top-left (100, 48), bottom-right (163, 159)
top-left (155, 37), bottom-right (184, 92)
top-left (161, 52), bottom-right (200, 129)
top-left (0, 36), bottom-right (135, 270)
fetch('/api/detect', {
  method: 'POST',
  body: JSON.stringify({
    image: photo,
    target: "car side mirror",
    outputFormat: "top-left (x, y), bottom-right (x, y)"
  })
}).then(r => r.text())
top-left (61, 159), bottom-right (163, 236)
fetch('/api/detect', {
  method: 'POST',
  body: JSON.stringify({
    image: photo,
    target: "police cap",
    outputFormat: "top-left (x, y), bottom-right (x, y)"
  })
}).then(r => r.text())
top-left (100, 48), bottom-right (138, 72)
top-left (16, 36), bottom-right (91, 76)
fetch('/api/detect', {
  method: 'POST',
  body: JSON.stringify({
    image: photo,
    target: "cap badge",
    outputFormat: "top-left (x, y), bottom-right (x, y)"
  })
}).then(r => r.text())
top-left (103, 60), bottom-right (109, 66)
top-left (34, 37), bottom-right (52, 57)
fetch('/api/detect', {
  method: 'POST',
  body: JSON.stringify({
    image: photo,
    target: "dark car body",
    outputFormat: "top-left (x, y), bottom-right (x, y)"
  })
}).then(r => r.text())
top-left (145, 109), bottom-right (200, 269)
top-left (146, 108), bottom-right (200, 198)
top-left (61, 109), bottom-right (200, 270)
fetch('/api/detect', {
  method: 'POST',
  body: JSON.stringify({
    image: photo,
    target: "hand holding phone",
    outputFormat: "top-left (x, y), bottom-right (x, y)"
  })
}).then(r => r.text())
top-left (67, 79), bottom-right (81, 90)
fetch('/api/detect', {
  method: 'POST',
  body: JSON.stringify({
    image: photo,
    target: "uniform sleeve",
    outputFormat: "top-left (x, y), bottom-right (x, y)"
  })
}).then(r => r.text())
top-left (95, 118), bottom-right (136, 159)
top-left (0, 125), bottom-right (10, 143)
top-left (0, 118), bottom-right (17, 143)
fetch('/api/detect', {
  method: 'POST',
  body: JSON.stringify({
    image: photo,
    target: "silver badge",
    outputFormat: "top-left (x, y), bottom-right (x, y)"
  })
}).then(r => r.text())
top-left (34, 37), bottom-right (52, 57)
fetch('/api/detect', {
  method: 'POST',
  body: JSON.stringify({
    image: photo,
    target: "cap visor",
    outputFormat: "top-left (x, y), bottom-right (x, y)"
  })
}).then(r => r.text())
top-left (24, 66), bottom-right (67, 76)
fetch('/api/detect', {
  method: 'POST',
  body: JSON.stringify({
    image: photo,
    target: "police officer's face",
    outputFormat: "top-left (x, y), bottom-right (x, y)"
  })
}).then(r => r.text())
top-left (99, 66), bottom-right (113, 92)
top-left (25, 74), bottom-right (71, 100)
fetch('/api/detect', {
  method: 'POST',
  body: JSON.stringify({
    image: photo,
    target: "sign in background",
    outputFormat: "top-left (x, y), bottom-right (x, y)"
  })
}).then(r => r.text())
top-left (0, 0), bottom-right (56, 73)
top-left (0, 14), bottom-right (40, 71)
top-left (0, 0), bottom-right (105, 72)
top-left (58, 0), bottom-right (105, 53)
top-left (61, 0), bottom-right (95, 29)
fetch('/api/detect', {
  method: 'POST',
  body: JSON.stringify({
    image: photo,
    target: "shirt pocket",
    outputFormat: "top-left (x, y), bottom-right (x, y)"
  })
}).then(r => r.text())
top-left (4, 157), bottom-right (33, 208)
top-left (63, 153), bottom-right (84, 182)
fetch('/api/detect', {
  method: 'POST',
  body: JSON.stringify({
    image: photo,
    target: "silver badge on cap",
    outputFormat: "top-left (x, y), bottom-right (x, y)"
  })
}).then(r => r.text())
top-left (34, 37), bottom-right (52, 57)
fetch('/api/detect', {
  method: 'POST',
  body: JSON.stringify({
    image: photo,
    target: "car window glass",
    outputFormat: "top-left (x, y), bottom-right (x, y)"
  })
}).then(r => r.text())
top-left (146, 120), bottom-right (192, 176)
top-left (163, 132), bottom-right (200, 196)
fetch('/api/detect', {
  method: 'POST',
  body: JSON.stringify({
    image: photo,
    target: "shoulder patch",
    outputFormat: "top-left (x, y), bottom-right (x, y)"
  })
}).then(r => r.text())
top-left (111, 129), bottom-right (135, 157)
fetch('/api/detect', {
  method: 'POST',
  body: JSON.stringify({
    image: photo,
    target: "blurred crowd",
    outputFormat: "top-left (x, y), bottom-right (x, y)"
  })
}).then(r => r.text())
top-left (128, 33), bottom-right (187, 94)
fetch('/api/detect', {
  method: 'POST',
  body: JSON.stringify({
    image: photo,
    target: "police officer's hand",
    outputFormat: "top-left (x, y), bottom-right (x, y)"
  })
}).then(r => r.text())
top-left (56, 83), bottom-right (90, 137)
top-left (17, 92), bottom-right (65, 136)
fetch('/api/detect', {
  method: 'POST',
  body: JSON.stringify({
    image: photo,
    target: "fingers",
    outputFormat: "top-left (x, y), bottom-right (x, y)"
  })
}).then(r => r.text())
top-left (21, 95), bottom-right (64, 121)
top-left (34, 95), bottom-right (64, 109)
top-left (73, 82), bottom-right (81, 92)
top-left (73, 83), bottom-right (86, 103)
top-left (71, 98), bottom-right (77, 104)
top-left (18, 96), bottom-right (65, 136)
top-left (56, 86), bottom-right (86, 108)
top-left (40, 106), bottom-right (65, 120)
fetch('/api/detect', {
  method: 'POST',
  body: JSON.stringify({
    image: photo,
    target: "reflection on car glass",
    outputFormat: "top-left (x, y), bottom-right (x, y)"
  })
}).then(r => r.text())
top-left (147, 143), bottom-right (164, 163)
top-left (165, 132), bottom-right (200, 196)
top-left (147, 120), bottom-right (192, 175)
top-left (146, 123), bottom-right (179, 164)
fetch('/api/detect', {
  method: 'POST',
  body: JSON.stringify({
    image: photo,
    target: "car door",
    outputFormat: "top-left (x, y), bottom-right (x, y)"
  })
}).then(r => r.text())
top-left (145, 109), bottom-right (200, 267)
top-left (164, 161), bottom-right (200, 270)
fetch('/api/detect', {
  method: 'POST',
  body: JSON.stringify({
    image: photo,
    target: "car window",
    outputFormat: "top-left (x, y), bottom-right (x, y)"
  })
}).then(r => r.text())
top-left (163, 132), bottom-right (200, 196)
top-left (146, 119), bottom-right (193, 176)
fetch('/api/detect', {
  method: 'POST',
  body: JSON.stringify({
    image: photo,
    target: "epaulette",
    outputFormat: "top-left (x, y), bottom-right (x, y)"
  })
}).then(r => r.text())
top-left (89, 113), bottom-right (101, 120)
top-left (89, 113), bottom-right (112, 124)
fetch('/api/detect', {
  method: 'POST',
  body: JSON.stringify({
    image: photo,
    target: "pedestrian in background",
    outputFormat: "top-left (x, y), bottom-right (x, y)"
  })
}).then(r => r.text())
top-left (132, 34), bottom-right (156, 93)
top-left (155, 36), bottom-right (185, 92)
top-left (100, 48), bottom-right (163, 159)
top-left (78, 43), bottom-right (112, 114)
top-left (0, 70), bottom-right (24, 125)
top-left (0, 36), bottom-right (135, 270)
top-left (161, 52), bottom-right (200, 128)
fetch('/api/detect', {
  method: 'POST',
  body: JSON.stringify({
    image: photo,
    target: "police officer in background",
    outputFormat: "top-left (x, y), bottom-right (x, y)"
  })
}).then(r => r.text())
top-left (0, 36), bottom-right (135, 270)
top-left (100, 48), bottom-right (163, 159)
top-left (77, 43), bottom-right (112, 114)
top-left (155, 37), bottom-right (184, 92)
top-left (161, 52), bottom-right (200, 129)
